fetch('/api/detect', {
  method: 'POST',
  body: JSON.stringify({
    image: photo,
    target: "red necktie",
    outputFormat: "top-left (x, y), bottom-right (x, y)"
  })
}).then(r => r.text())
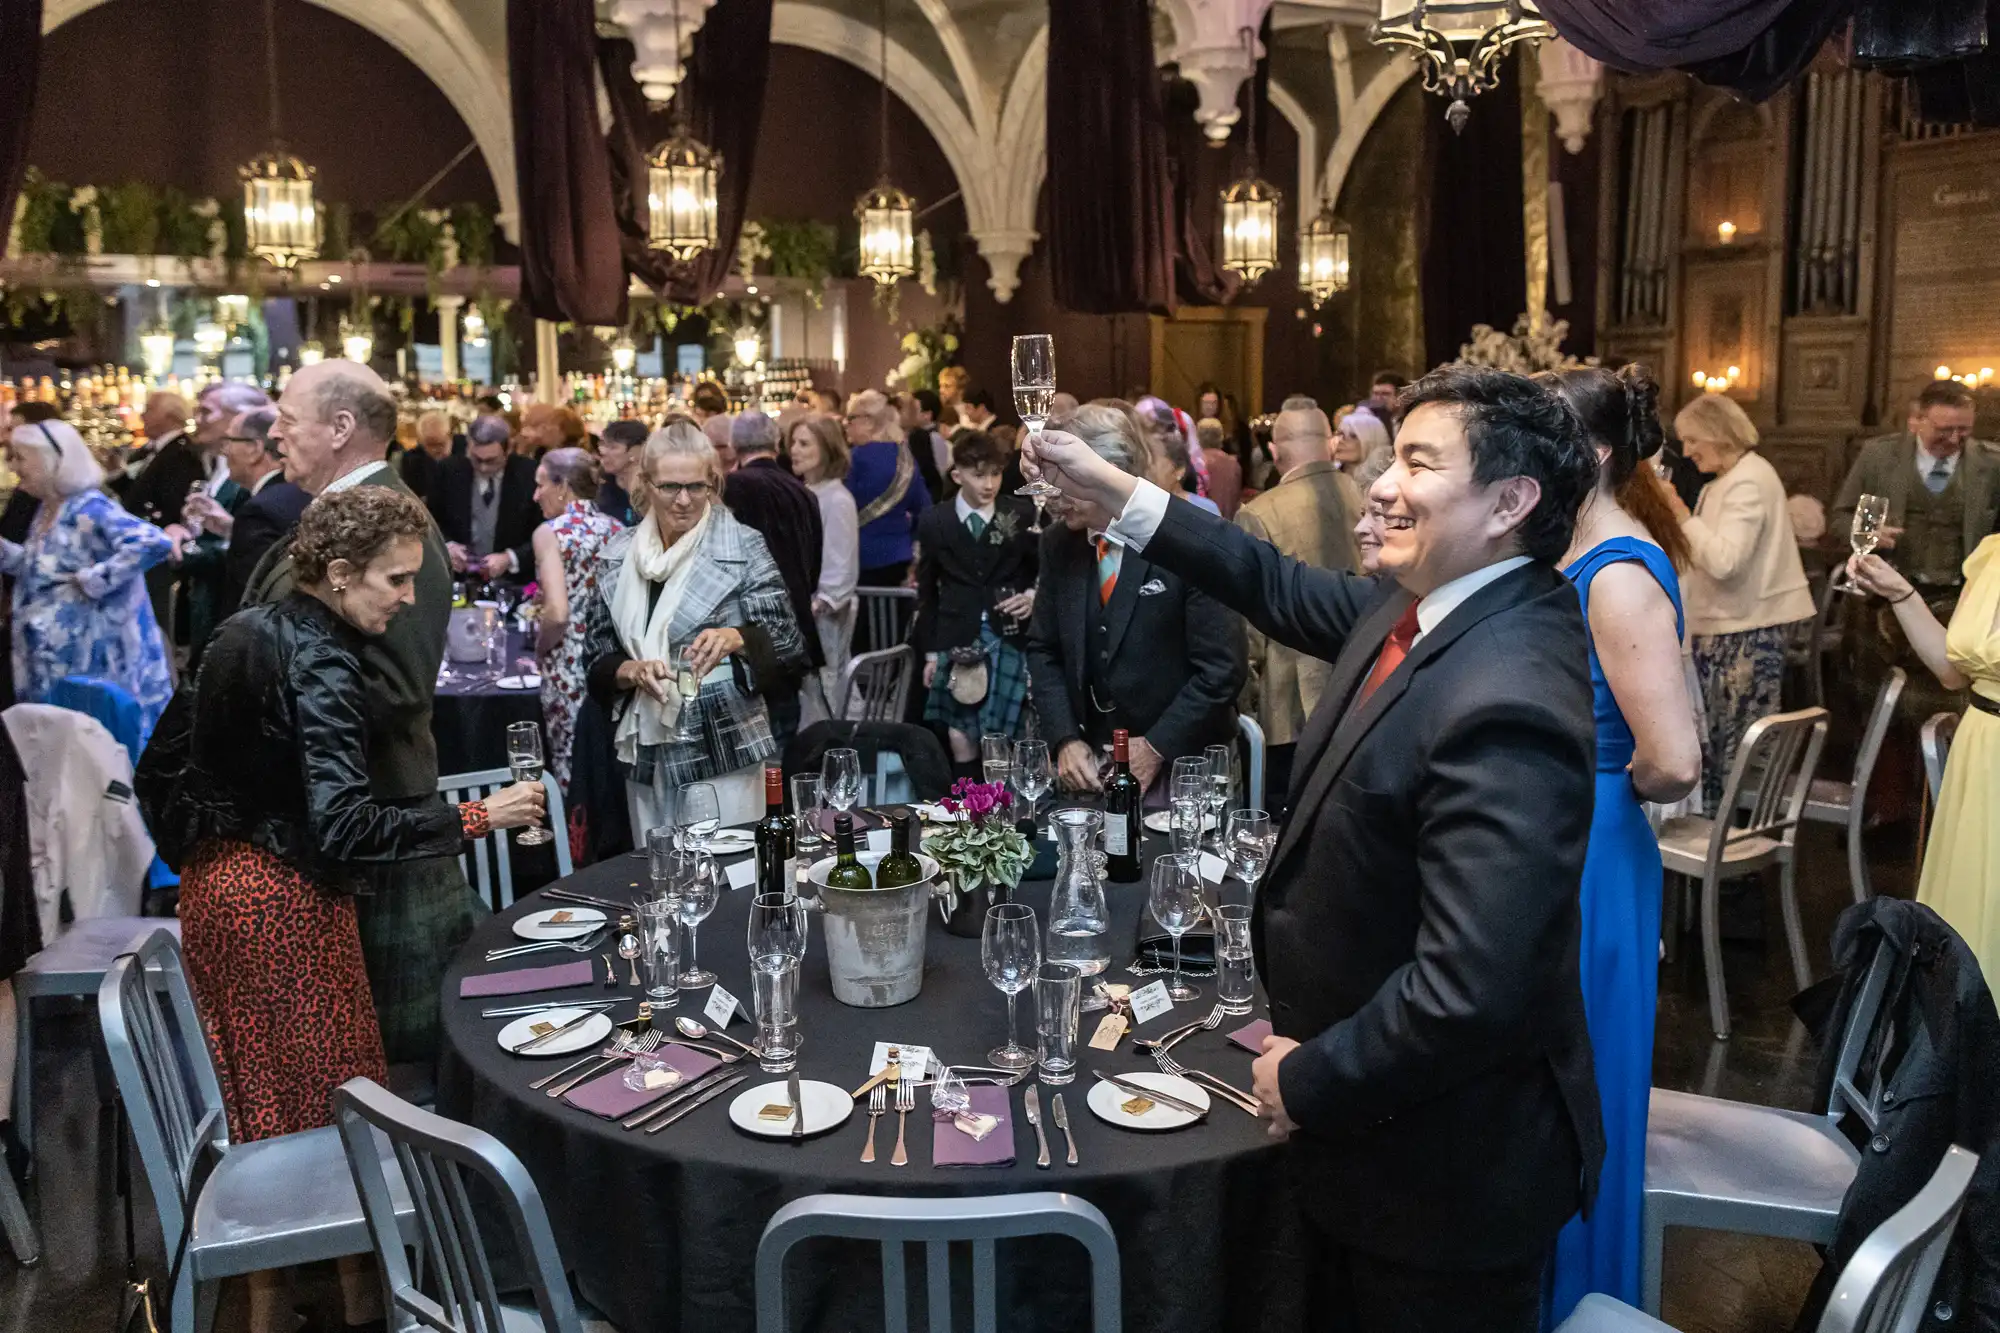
top-left (1355, 604), bottom-right (1421, 708)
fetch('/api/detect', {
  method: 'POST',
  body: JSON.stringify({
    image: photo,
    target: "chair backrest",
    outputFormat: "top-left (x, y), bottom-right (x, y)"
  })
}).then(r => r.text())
top-left (438, 769), bottom-right (573, 910)
top-left (97, 928), bottom-right (228, 1264)
top-left (49, 674), bottom-right (146, 766)
top-left (857, 587), bottom-right (917, 653)
top-left (836, 645), bottom-right (916, 723)
top-left (1921, 712), bottom-right (1958, 809)
top-left (1805, 571), bottom-right (1849, 708)
top-left (783, 721), bottom-right (954, 804)
top-left (1711, 707), bottom-right (1829, 860)
top-left (333, 1077), bottom-right (582, 1333)
top-left (1236, 713), bottom-right (1266, 814)
top-left (1825, 934), bottom-right (1901, 1135)
top-left (1848, 669), bottom-right (1906, 804)
top-left (1816, 1145), bottom-right (1978, 1333)
top-left (754, 1191), bottom-right (1121, 1333)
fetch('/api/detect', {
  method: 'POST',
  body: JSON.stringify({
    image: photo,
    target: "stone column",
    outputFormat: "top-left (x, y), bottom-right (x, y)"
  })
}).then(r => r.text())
top-left (434, 295), bottom-right (464, 383)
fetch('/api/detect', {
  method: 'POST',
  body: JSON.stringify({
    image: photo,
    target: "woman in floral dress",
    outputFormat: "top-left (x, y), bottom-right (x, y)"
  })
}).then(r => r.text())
top-left (530, 448), bottom-right (623, 789)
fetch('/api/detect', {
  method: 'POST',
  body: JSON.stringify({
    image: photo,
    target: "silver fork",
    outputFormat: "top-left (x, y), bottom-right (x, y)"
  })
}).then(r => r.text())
top-left (1153, 1047), bottom-right (1260, 1115)
top-left (485, 931), bottom-right (607, 962)
top-left (532, 1029), bottom-right (635, 1091)
top-left (890, 1077), bottom-right (915, 1166)
top-left (860, 1082), bottom-right (887, 1163)
top-left (547, 1030), bottom-right (664, 1099)
top-left (1134, 1003), bottom-right (1226, 1052)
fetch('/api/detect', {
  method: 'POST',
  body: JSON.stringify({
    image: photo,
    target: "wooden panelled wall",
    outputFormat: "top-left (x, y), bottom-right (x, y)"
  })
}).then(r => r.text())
top-left (1592, 71), bottom-right (2000, 500)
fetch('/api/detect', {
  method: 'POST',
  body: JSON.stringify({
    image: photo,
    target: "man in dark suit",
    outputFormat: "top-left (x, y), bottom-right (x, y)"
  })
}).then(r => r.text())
top-left (1024, 404), bottom-right (1245, 796)
top-left (397, 408), bottom-right (457, 507)
top-left (202, 406), bottom-right (310, 616)
top-left (427, 413), bottom-right (540, 584)
top-left (721, 410), bottom-right (823, 748)
top-left (1028, 367), bottom-right (1603, 1332)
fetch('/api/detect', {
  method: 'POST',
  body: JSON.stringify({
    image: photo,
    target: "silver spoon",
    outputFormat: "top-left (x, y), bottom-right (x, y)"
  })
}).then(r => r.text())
top-left (618, 931), bottom-right (642, 986)
top-left (675, 1014), bottom-right (758, 1058)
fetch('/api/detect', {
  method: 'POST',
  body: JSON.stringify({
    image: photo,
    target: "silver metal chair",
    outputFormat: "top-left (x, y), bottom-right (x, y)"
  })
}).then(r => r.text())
top-left (439, 768), bottom-right (572, 911)
top-left (1921, 712), bottom-right (1957, 809)
top-left (1799, 669), bottom-right (1904, 905)
top-left (754, 1191), bottom-right (1122, 1333)
top-left (1639, 936), bottom-right (1899, 1315)
top-left (835, 645), bottom-right (916, 723)
top-left (100, 928), bottom-right (412, 1333)
top-left (1786, 569), bottom-right (1849, 709)
top-left (334, 1076), bottom-right (584, 1333)
top-left (1656, 706), bottom-right (1829, 1039)
top-left (856, 586), bottom-right (917, 653)
top-left (1236, 713), bottom-right (1266, 814)
top-left (1568, 1145), bottom-right (1976, 1333)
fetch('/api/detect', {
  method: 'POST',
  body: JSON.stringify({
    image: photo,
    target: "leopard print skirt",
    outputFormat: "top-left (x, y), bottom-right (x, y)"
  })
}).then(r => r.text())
top-left (178, 838), bottom-right (389, 1142)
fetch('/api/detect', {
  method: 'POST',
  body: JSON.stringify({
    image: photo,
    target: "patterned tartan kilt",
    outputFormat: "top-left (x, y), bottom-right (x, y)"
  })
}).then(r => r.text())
top-left (924, 620), bottom-right (1030, 737)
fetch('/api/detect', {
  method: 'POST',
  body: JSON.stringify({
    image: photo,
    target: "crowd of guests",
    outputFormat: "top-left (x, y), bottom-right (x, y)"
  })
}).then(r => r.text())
top-left (0, 346), bottom-right (1992, 1332)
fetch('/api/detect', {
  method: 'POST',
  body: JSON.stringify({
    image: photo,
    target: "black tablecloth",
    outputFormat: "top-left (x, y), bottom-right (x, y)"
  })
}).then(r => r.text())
top-left (431, 629), bottom-right (544, 775)
top-left (436, 835), bottom-right (1307, 1333)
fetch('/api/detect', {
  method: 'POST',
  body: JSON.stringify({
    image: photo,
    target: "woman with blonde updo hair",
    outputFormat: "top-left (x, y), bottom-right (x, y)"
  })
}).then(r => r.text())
top-left (137, 486), bottom-right (546, 1145)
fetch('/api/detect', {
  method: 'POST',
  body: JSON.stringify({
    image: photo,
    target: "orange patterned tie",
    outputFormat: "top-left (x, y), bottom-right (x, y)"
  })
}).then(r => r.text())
top-left (1096, 538), bottom-right (1119, 606)
top-left (1355, 604), bottom-right (1421, 707)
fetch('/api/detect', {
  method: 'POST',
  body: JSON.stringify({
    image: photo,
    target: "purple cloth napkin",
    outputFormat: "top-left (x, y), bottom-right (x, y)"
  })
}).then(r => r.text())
top-left (458, 960), bottom-right (596, 998)
top-left (816, 807), bottom-right (888, 835)
top-left (1227, 1018), bottom-right (1273, 1053)
top-left (932, 1084), bottom-right (1015, 1167)
top-left (563, 1042), bottom-right (725, 1119)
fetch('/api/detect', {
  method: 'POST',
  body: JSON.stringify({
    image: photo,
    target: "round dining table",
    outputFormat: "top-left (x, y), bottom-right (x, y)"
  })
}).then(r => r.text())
top-left (435, 827), bottom-right (1308, 1333)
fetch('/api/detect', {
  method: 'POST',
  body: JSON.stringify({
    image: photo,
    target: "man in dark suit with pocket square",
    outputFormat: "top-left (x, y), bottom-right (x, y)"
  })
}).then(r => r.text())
top-left (427, 414), bottom-right (541, 583)
top-left (1024, 403), bottom-right (1244, 796)
top-left (1025, 367), bottom-right (1604, 1332)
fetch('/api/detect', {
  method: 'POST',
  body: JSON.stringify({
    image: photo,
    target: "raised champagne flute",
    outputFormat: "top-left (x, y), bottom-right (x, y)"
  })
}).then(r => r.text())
top-left (504, 722), bottom-right (553, 846)
top-left (1011, 333), bottom-right (1059, 532)
top-left (1851, 493), bottom-right (1890, 560)
top-left (672, 652), bottom-right (704, 743)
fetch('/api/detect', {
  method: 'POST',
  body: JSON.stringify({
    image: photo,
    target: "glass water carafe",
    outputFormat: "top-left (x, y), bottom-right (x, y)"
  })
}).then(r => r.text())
top-left (1046, 808), bottom-right (1112, 1009)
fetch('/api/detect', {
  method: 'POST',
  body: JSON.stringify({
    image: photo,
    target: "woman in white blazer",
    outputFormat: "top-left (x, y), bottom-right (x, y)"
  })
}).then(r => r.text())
top-left (1664, 393), bottom-right (1816, 812)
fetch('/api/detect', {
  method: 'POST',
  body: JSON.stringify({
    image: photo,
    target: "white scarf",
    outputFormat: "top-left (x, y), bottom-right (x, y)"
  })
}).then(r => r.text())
top-left (609, 504), bottom-right (713, 763)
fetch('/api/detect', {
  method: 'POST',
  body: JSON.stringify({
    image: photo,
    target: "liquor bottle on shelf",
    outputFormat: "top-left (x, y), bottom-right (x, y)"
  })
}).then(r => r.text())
top-left (825, 813), bottom-right (873, 893)
top-left (1102, 728), bottom-right (1142, 883)
top-left (753, 765), bottom-right (794, 896)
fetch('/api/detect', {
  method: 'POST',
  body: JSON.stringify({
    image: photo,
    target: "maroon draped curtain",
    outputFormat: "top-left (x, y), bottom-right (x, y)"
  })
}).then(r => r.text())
top-left (0, 0), bottom-right (42, 247)
top-left (599, 37), bottom-right (677, 297)
top-left (1045, 0), bottom-right (1179, 314)
top-left (1421, 63), bottom-right (1527, 369)
top-left (507, 0), bottom-right (626, 325)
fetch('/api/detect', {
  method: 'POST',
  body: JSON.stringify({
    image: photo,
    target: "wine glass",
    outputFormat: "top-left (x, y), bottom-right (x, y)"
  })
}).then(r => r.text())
top-left (1148, 852), bottom-right (1203, 1002)
top-left (822, 747), bottom-right (862, 817)
top-left (673, 652), bottom-right (704, 743)
top-left (674, 781), bottom-right (720, 852)
top-left (1011, 334), bottom-right (1059, 532)
top-left (1225, 809), bottom-right (1275, 900)
top-left (1202, 743), bottom-right (1233, 852)
top-left (504, 722), bottom-right (553, 846)
top-left (675, 850), bottom-right (720, 987)
top-left (747, 890), bottom-right (809, 963)
top-left (981, 901), bottom-right (1041, 1070)
top-left (1169, 774), bottom-right (1207, 858)
top-left (1851, 493), bottom-right (1890, 558)
top-left (1013, 739), bottom-right (1051, 837)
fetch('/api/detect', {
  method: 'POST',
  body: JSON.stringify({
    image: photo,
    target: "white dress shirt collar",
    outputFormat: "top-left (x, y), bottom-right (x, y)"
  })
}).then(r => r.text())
top-left (1412, 556), bottom-right (1533, 642)
top-left (248, 468), bottom-right (279, 496)
top-left (1917, 443), bottom-right (1960, 482)
top-left (954, 492), bottom-right (996, 527)
top-left (320, 460), bottom-right (389, 495)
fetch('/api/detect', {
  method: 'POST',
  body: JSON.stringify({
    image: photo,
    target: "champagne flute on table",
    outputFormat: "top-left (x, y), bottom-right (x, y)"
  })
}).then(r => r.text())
top-left (1013, 739), bottom-right (1051, 838)
top-left (1148, 852), bottom-right (1203, 1002)
top-left (1202, 743), bottom-right (1233, 853)
top-left (674, 781), bottom-right (720, 852)
top-left (1011, 334), bottom-right (1059, 532)
top-left (504, 722), bottom-right (553, 846)
top-left (1851, 493), bottom-right (1890, 560)
top-left (982, 902), bottom-right (1041, 1071)
top-left (1169, 774), bottom-right (1207, 859)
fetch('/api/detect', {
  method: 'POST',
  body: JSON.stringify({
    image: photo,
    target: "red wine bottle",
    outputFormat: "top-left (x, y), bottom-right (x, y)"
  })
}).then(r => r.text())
top-left (754, 765), bottom-right (793, 896)
top-left (1103, 729), bottom-right (1142, 882)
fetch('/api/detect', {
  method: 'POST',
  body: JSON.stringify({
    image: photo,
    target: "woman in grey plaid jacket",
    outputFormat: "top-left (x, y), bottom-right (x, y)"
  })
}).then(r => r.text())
top-left (583, 421), bottom-right (810, 835)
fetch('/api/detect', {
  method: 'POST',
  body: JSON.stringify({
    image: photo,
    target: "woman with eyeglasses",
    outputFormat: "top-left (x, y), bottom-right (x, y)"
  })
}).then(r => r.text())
top-left (583, 421), bottom-right (810, 834)
top-left (0, 419), bottom-right (173, 734)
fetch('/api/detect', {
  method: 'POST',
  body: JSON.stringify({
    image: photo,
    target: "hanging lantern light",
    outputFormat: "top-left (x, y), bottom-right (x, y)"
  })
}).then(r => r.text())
top-left (298, 340), bottom-right (324, 366)
top-left (855, 0), bottom-right (916, 288)
top-left (239, 0), bottom-right (319, 268)
top-left (139, 322), bottom-right (175, 380)
top-left (732, 327), bottom-right (761, 368)
top-left (644, 0), bottom-right (721, 261)
top-left (610, 331), bottom-right (637, 373)
top-left (1219, 27), bottom-right (1282, 284)
top-left (1298, 203), bottom-right (1352, 305)
top-left (194, 320), bottom-right (227, 363)
top-left (1371, 0), bottom-right (1552, 133)
top-left (461, 304), bottom-right (486, 345)
top-left (341, 321), bottom-right (373, 364)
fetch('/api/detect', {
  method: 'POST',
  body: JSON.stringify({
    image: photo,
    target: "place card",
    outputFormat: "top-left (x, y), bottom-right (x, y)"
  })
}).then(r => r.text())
top-left (1088, 1012), bottom-right (1128, 1051)
top-left (865, 828), bottom-right (893, 855)
top-left (723, 858), bottom-right (758, 890)
top-left (1198, 852), bottom-right (1227, 885)
top-left (1127, 980), bottom-right (1175, 1026)
top-left (869, 1041), bottom-right (935, 1079)
top-left (704, 983), bottom-right (741, 1028)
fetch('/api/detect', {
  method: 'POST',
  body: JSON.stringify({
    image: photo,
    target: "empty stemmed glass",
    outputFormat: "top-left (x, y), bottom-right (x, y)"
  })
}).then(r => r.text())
top-left (1013, 739), bottom-right (1052, 838)
top-left (504, 722), bottom-right (553, 846)
top-left (1202, 744), bottom-right (1233, 852)
top-left (981, 902), bottom-right (1041, 1071)
top-left (822, 747), bottom-right (862, 819)
top-left (675, 782), bottom-right (720, 852)
top-left (1225, 809), bottom-right (1275, 900)
top-left (1148, 852), bottom-right (1204, 1002)
top-left (1011, 334), bottom-right (1059, 532)
top-left (675, 849), bottom-right (720, 987)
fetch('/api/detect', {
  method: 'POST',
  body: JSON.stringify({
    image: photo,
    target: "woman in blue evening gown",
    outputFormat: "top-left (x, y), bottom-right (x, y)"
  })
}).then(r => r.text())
top-left (1542, 366), bottom-right (1704, 1324)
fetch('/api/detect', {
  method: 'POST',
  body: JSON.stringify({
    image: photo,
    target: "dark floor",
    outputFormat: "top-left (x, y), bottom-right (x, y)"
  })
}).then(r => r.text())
top-left (0, 762), bottom-right (1928, 1332)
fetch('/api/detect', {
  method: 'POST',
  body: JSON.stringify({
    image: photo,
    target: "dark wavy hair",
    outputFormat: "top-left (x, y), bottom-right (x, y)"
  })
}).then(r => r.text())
top-left (291, 487), bottom-right (433, 586)
top-left (1400, 365), bottom-right (1596, 565)
top-left (1542, 363), bottom-right (1688, 568)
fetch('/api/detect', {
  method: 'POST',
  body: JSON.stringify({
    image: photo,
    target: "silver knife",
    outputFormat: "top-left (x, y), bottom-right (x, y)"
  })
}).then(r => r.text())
top-left (481, 1000), bottom-right (615, 1019)
top-left (1024, 1085), bottom-right (1051, 1169)
top-left (1092, 1070), bottom-right (1207, 1118)
top-left (645, 1073), bottom-right (749, 1134)
top-left (1051, 1093), bottom-right (1078, 1166)
top-left (516, 1009), bottom-right (602, 1054)
top-left (789, 1070), bottom-right (806, 1140)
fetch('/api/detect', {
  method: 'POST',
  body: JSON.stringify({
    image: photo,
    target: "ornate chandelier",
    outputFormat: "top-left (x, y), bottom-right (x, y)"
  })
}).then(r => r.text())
top-left (1219, 29), bottom-right (1280, 284)
top-left (1298, 202), bottom-right (1352, 305)
top-left (1371, 0), bottom-right (1552, 133)
top-left (139, 322), bottom-right (175, 380)
top-left (645, 0), bottom-right (721, 261)
top-left (239, 0), bottom-right (318, 268)
top-left (609, 330), bottom-right (638, 373)
top-left (855, 0), bottom-right (915, 287)
top-left (341, 321), bottom-right (373, 364)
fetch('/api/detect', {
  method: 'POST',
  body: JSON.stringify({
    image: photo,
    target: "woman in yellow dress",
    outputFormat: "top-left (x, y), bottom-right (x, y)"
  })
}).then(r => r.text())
top-left (1851, 535), bottom-right (2000, 976)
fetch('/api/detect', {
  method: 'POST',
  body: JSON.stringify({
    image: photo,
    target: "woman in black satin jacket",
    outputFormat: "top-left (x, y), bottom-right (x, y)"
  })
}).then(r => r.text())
top-left (137, 487), bottom-right (544, 1141)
